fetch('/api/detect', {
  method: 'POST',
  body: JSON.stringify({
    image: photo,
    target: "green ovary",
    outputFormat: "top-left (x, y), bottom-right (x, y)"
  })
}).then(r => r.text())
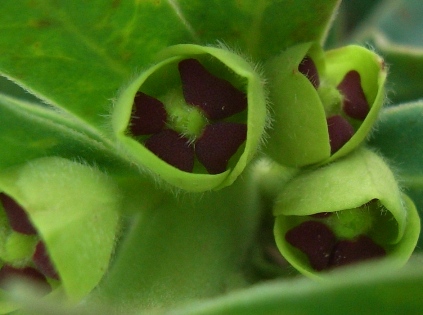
top-left (1, 232), bottom-right (38, 266)
top-left (325, 206), bottom-right (375, 239)
top-left (317, 83), bottom-right (343, 117)
top-left (161, 88), bottom-right (208, 140)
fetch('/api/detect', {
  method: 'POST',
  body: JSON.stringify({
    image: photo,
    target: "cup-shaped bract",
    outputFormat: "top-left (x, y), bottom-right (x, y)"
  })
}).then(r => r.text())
top-left (112, 44), bottom-right (268, 192)
top-left (265, 42), bottom-right (386, 167)
top-left (273, 148), bottom-right (420, 278)
top-left (0, 157), bottom-right (120, 311)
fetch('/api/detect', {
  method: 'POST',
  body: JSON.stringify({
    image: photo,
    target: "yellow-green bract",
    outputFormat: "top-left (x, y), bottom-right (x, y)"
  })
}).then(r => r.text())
top-left (273, 148), bottom-right (420, 278)
top-left (265, 42), bottom-right (386, 167)
top-left (112, 44), bottom-right (268, 192)
top-left (0, 157), bottom-right (120, 312)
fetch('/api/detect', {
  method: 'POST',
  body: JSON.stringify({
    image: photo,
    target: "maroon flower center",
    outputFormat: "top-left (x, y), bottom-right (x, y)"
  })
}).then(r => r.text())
top-left (0, 193), bottom-right (37, 235)
top-left (129, 58), bottom-right (248, 174)
top-left (285, 219), bottom-right (386, 271)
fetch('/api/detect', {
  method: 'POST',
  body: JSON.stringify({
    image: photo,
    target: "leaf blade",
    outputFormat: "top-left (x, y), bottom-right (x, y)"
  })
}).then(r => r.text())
top-left (169, 256), bottom-right (423, 315)
top-left (0, 0), bottom-right (194, 129)
top-left (173, 0), bottom-right (341, 59)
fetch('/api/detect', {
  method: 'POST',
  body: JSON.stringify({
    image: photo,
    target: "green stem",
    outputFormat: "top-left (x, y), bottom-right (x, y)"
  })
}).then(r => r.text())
top-left (92, 168), bottom-right (262, 310)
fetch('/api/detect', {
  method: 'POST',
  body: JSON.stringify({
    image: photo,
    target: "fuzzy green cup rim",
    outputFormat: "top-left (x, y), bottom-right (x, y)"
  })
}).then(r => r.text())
top-left (0, 157), bottom-right (120, 303)
top-left (112, 44), bottom-right (268, 192)
top-left (273, 148), bottom-right (420, 278)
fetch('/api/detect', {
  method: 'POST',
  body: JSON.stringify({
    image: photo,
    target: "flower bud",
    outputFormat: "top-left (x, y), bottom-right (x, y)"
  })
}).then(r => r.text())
top-left (273, 148), bottom-right (420, 278)
top-left (0, 157), bottom-right (120, 310)
top-left (265, 42), bottom-right (386, 167)
top-left (112, 44), bottom-right (269, 192)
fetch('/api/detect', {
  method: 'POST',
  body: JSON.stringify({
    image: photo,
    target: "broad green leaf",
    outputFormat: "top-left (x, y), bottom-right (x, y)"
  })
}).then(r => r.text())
top-left (0, 93), bottom-right (124, 172)
top-left (6, 256), bottom-right (423, 314)
top-left (367, 101), bottom-right (423, 246)
top-left (168, 256), bottom-right (423, 315)
top-left (328, 0), bottom-right (421, 48)
top-left (0, 0), bottom-right (194, 129)
top-left (368, 102), bottom-right (423, 181)
top-left (358, 33), bottom-right (423, 104)
top-left (92, 173), bottom-right (262, 310)
top-left (354, 0), bottom-right (423, 47)
top-left (0, 0), bottom-right (340, 130)
top-left (337, 0), bottom-right (383, 37)
top-left (170, 0), bottom-right (341, 60)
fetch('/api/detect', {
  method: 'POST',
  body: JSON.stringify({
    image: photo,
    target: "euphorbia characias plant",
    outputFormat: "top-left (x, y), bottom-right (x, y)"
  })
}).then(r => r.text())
top-left (0, 0), bottom-right (422, 314)
top-left (0, 157), bottom-right (120, 312)
top-left (112, 44), bottom-right (269, 192)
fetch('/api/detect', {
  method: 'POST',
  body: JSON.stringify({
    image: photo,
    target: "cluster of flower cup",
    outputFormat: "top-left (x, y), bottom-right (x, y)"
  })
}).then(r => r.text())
top-left (265, 42), bottom-right (420, 277)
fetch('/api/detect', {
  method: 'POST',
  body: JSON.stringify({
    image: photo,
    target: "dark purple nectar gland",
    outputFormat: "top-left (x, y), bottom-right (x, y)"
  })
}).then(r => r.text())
top-left (285, 221), bottom-right (386, 272)
top-left (178, 58), bottom-right (248, 120)
top-left (144, 129), bottom-right (195, 172)
top-left (33, 241), bottom-right (59, 280)
top-left (326, 115), bottom-right (355, 154)
top-left (195, 122), bottom-right (247, 174)
top-left (0, 193), bottom-right (37, 235)
top-left (130, 92), bottom-right (168, 136)
top-left (337, 70), bottom-right (370, 121)
top-left (0, 265), bottom-right (50, 291)
top-left (328, 235), bottom-right (386, 268)
top-left (285, 221), bottom-right (337, 271)
top-left (298, 56), bottom-right (320, 88)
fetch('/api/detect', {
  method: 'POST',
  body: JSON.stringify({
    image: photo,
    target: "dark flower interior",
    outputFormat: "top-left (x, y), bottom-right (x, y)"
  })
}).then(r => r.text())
top-left (129, 58), bottom-right (249, 174)
top-left (284, 201), bottom-right (390, 271)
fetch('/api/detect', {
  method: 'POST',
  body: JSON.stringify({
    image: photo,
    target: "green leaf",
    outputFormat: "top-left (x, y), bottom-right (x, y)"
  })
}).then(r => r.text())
top-left (168, 256), bottom-right (423, 315)
top-left (0, 0), bottom-right (194, 129)
top-left (338, 0), bottom-right (383, 35)
top-left (0, 76), bottom-right (41, 103)
top-left (367, 101), bottom-right (423, 245)
top-left (0, 93), bottom-right (125, 173)
top-left (368, 102), bottom-right (423, 185)
top-left (167, 0), bottom-right (341, 60)
top-left (5, 256), bottom-right (423, 315)
top-left (0, 0), bottom-right (340, 130)
top-left (354, 0), bottom-right (423, 47)
top-left (367, 34), bottom-right (423, 104)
